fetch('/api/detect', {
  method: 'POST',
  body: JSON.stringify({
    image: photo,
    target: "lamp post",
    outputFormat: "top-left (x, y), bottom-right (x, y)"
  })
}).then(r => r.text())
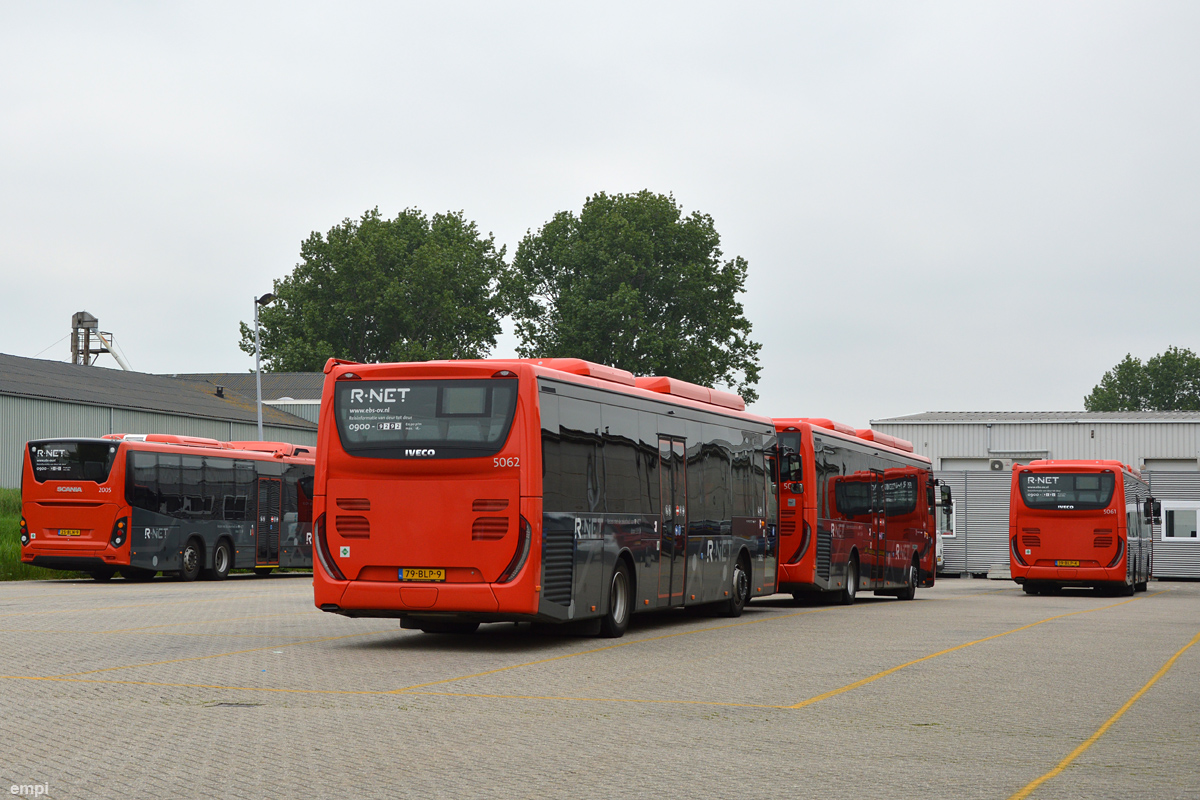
top-left (254, 292), bottom-right (276, 441)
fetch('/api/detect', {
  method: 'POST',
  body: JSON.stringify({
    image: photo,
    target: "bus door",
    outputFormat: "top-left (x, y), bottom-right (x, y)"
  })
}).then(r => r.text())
top-left (870, 470), bottom-right (887, 585)
top-left (657, 437), bottom-right (688, 607)
top-left (255, 477), bottom-right (282, 565)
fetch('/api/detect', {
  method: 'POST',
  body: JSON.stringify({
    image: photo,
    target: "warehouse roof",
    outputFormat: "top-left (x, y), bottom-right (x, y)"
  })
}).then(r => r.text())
top-left (0, 353), bottom-right (316, 430)
top-left (872, 411), bottom-right (1200, 424)
top-left (169, 372), bottom-right (325, 401)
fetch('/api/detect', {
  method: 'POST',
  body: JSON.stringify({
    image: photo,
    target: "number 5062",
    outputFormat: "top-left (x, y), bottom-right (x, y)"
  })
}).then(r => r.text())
top-left (494, 456), bottom-right (519, 468)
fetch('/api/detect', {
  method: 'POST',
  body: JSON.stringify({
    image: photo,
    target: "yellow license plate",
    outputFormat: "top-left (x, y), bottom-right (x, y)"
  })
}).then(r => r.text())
top-left (1055, 560), bottom-right (1080, 567)
top-left (57, 529), bottom-right (82, 537)
top-left (401, 568), bottom-right (445, 582)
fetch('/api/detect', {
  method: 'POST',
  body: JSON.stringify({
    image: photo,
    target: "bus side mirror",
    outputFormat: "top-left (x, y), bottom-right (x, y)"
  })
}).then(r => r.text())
top-left (1144, 498), bottom-right (1162, 523)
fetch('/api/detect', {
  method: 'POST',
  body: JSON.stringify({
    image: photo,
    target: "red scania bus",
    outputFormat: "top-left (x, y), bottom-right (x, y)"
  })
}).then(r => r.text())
top-left (21, 434), bottom-right (315, 581)
top-left (1010, 459), bottom-right (1156, 596)
top-left (773, 418), bottom-right (944, 604)
top-left (312, 358), bottom-right (779, 637)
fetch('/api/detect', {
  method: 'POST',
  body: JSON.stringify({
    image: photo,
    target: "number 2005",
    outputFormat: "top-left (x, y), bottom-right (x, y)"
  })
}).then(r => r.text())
top-left (494, 456), bottom-right (519, 468)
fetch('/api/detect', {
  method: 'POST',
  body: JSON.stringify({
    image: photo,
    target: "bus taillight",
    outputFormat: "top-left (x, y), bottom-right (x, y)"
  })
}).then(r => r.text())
top-left (19, 518), bottom-right (29, 546)
top-left (110, 518), bottom-right (128, 548)
top-left (787, 520), bottom-right (811, 564)
top-left (497, 515), bottom-right (532, 584)
top-left (1011, 536), bottom-right (1027, 566)
top-left (313, 513), bottom-right (346, 581)
top-left (1107, 538), bottom-right (1125, 569)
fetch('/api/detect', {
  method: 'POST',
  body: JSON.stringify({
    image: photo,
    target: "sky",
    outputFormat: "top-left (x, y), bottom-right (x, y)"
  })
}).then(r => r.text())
top-left (2, 1), bottom-right (1198, 429)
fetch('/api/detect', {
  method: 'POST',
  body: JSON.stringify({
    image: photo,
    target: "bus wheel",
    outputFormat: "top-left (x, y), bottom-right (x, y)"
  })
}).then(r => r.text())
top-left (179, 539), bottom-right (202, 582)
top-left (718, 555), bottom-right (751, 617)
top-left (1119, 581), bottom-right (1135, 597)
top-left (254, 567), bottom-right (274, 577)
top-left (838, 559), bottom-right (858, 606)
top-left (1136, 580), bottom-right (1148, 592)
top-left (1023, 583), bottom-right (1040, 595)
top-left (897, 560), bottom-right (918, 601)
top-left (206, 541), bottom-right (231, 581)
top-left (89, 569), bottom-right (115, 582)
top-left (599, 561), bottom-right (631, 638)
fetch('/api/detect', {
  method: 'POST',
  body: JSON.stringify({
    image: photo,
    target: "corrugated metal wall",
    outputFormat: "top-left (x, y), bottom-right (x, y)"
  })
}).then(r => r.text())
top-left (936, 471), bottom-right (1011, 575)
top-left (1147, 472), bottom-right (1200, 579)
top-left (877, 421), bottom-right (1200, 469)
top-left (1, 396), bottom-right (316, 489)
top-left (265, 401), bottom-right (321, 424)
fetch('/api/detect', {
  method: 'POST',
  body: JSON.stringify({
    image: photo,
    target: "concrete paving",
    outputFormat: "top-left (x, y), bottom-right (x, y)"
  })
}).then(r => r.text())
top-left (0, 575), bottom-right (1196, 799)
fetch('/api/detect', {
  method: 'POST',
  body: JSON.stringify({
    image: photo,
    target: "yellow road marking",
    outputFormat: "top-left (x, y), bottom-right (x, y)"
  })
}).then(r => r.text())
top-left (408, 690), bottom-right (784, 709)
top-left (1008, 625), bottom-right (1200, 800)
top-left (0, 611), bottom-right (310, 637)
top-left (788, 593), bottom-right (1162, 709)
top-left (0, 594), bottom-right (300, 618)
top-left (0, 675), bottom-right (387, 696)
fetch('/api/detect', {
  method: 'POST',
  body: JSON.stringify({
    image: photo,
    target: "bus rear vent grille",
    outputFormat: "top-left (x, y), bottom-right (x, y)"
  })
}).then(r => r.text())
top-left (541, 527), bottom-right (574, 605)
top-left (335, 516), bottom-right (370, 538)
top-left (1022, 535), bottom-right (1041, 548)
top-left (1094, 536), bottom-right (1113, 548)
top-left (472, 498), bottom-right (509, 512)
top-left (816, 528), bottom-right (831, 580)
top-left (780, 520), bottom-right (796, 535)
top-left (336, 498), bottom-right (370, 511)
top-left (471, 517), bottom-right (509, 541)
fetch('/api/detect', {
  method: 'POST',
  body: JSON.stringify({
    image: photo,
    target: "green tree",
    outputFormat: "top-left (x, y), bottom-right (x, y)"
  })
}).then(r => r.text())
top-left (507, 191), bottom-right (762, 402)
top-left (1084, 347), bottom-right (1200, 411)
top-left (239, 208), bottom-right (507, 370)
top-left (1084, 354), bottom-right (1148, 411)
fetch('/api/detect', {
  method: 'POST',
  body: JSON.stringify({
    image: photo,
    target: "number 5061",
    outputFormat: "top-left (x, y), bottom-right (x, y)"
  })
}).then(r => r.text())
top-left (494, 456), bottom-right (519, 468)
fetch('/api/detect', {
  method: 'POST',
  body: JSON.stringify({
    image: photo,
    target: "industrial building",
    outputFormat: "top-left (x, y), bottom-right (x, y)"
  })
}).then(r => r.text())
top-left (0, 353), bottom-right (317, 489)
top-left (872, 411), bottom-right (1200, 580)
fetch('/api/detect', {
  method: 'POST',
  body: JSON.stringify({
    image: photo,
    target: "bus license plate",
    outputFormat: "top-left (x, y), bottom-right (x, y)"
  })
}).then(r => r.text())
top-left (401, 568), bottom-right (445, 582)
top-left (57, 529), bottom-right (82, 537)
top-left (1055, 560), bottom-right (1080, 567)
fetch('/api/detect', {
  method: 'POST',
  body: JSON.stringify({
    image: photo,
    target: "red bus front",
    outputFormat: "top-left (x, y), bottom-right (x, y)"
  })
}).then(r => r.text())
top-left (20, 439), bottom-right (132, 578)
top-left (1010, 461), bottom-right (1150, 595)
top-left (312, 361), bottom-right (540, 626)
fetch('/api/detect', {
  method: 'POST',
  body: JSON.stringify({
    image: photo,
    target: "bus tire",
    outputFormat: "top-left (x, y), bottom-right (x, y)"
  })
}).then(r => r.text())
top-left (839, 558), bottom-right (858, 606)
top-left (897, 559), bottom-right (918, 601)
top-left (599, 560), bottom-right (631, 638)
top-left (1136, 580), bottom-right (1148, 592)
top-left (1023, 583), bottom-right (1040, 595)
top-left (89, 568), bottom-right (115, 582)
top-left (1119, 581), bottom-right (1135, 597)
top-left (206, 541), bottom-right (232, 581)
top-left (254, 567), bottom-right (274, 577)
top-left (179, 539), bottom-right (203, 582)
top-left (717, 554), bottom-right (751, 617)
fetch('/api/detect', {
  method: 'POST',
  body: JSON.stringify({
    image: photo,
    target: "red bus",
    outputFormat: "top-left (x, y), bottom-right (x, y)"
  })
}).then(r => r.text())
top-left (1010, 459), bottom-right (1156, 596)
top-left (773, 418), bottom-right (943, 604)
top-left (312, 358), bottom-right (779, 637)
top-left (20, 434), bottom-right (315, 581)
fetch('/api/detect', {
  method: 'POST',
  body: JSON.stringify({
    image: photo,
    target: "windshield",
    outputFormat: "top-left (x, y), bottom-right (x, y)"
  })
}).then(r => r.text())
top-left (28, 439), bottom-right (119, 483)
top-left (778, 432), bottom-right (802, 482)
top-left (1019, 471), bottom-right (1115, 511)
top-left (334, 378), bottom-right (518, 459)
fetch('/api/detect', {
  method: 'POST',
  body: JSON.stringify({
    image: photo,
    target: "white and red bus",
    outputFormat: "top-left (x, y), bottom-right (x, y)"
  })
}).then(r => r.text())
top-left (312, 358), bottom-right (779, 637)
top-left (773, 418), bottom-right (943, 604)
top-left (21, 434), bottom-right (315, 581)
top-left (1010, 459), bottom-right (1156, 595)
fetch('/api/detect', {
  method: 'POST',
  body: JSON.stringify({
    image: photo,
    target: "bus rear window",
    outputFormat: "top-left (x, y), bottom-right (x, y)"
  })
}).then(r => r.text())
top-left (334, 379), bottom-right (518, 458)
top-left (29, 440), bottom-right (118, 483)
top-left (1019, 472), bottom-right (1115, 511)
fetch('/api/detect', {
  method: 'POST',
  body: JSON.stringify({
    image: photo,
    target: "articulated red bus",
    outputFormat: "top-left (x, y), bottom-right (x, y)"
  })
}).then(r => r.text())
top-left (312, 358), bottom-right (779, 637)
top-left (21, 434), bottom-right (315, 581)
top-left (773, 418), bottom-right (943, 604)
top-left (1010, 459), bottom-right (1156, 596)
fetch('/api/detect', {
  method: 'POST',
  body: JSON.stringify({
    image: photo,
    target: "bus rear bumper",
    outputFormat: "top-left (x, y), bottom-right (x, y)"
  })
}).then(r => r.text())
top-left (1020, 565), bottom-right (1125, 585)
top-left (321, 579), bottom-right (502, 618)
